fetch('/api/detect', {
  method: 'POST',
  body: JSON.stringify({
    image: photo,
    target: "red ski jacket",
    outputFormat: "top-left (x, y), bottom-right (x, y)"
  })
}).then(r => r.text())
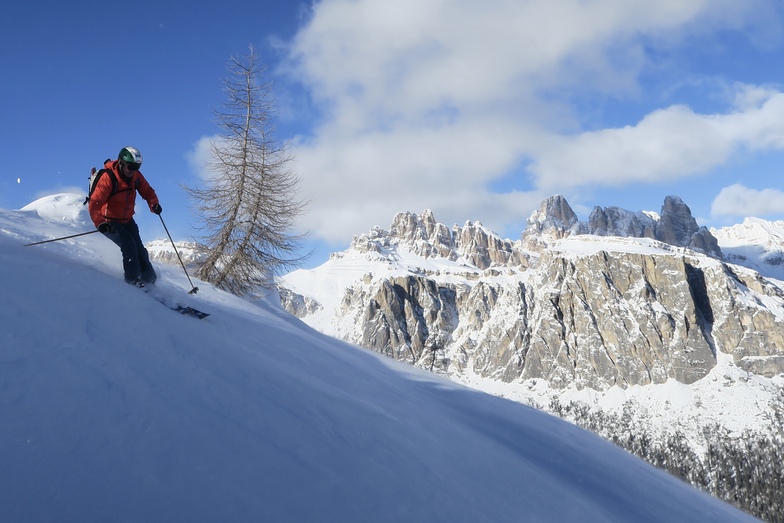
top-left (88, 160), bottom-right (159, 228)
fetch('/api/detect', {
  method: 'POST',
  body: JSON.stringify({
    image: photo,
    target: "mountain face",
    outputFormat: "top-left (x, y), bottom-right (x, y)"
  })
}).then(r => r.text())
top-left (282, 195), bottom-right (783, 387)
top-left (146, 239), bottom-right (208, 268)
top-left (354, 209), bottom-right (529, 270)
top-left (655, 196), bottom-right (722, 257)
top-left (577, 195), bottom-right (722, 257)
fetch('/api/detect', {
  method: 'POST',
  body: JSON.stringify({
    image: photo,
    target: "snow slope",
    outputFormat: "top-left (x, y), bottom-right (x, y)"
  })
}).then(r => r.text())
top-left (0, 194), bottom-right (758, 522)
top-left (713, 217), bottom-right (784, 281)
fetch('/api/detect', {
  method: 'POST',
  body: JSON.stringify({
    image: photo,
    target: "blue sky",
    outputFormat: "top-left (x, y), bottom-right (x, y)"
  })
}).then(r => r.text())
top-left (4, 1), bottom-right (784, 270)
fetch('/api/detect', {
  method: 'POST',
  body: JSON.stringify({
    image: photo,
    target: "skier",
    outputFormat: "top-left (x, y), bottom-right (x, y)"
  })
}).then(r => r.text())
top-left (88, 146), bottom-right (163, 287)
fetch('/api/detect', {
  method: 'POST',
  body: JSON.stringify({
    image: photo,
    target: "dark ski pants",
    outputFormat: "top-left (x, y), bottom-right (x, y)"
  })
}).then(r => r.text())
top-left (102, 219), bottom-right (157, 285)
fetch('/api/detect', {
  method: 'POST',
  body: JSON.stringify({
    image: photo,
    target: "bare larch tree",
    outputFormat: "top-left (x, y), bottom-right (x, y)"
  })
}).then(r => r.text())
top-left (186, 46), bottom-right (307, 295)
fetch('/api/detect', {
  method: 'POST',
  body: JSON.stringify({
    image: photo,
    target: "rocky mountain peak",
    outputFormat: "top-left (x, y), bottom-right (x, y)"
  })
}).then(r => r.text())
top-left (656, 195), bottom-right (702, 245)
top-left (655, 196), bottom-right (722, 257)
top-left (525, 195), bottom-right (581, 236)
top-left (588, 206), bottom-right (657, 239)
top-left (385, 210), bottom-right (457, 260)
top-left (525, 194), bottom-right (722, 258)
top-left (350, 210), bottom-right (527, 270)
top-left (453, 220), bottom-right (528, 269)
top-left (522, 195), bottom-right (584, 251)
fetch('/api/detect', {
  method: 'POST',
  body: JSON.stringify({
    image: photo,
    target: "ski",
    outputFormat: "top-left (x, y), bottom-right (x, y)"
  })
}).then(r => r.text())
top-left (173, 305), bottom-right (210, 320)
top-left (140, 284), bottom-right (210, 320)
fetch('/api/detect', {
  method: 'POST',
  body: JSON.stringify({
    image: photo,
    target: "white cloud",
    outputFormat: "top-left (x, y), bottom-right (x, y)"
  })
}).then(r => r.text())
top-left (291, 116), bottom-right (547, 241)
top-left (186, 135), bottom-right (236, 185)
top-left (711, 184), bottom-right (784, 217)
top-left (280, 0), bottom-right (783, 243)
top-left (531, 87), bottom-right (784, 189)
top-left (186, 136), bottom-right (213, 179)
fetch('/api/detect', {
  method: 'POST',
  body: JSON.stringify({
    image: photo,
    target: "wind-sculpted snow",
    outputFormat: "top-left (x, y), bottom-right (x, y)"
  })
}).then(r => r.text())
top-left (0, 194), bottom-right (761, 521)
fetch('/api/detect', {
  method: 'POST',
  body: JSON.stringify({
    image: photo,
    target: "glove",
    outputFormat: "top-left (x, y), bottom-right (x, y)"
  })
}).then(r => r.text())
top-left (98, 222), bottom-right (113, 234)
top-left (152, 203), bottom-right (162, 215)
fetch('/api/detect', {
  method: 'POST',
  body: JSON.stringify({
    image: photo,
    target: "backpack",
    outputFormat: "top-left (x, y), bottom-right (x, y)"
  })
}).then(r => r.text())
top-left (83, 159), bottom-right (134, 205)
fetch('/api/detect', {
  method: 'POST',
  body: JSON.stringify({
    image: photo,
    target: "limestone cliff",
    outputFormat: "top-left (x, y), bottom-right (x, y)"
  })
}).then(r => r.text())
top-left (280, 196), bottom-right (784, 391)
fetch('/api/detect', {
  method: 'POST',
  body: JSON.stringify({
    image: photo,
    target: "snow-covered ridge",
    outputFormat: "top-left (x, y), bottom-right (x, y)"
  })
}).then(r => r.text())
top-left (20, 193), bottom-right (86, 221)
top-left (712, 217), bottom-right (784, 281)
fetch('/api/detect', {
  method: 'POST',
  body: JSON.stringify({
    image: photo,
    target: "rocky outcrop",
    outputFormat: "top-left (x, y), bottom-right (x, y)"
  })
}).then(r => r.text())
top-left (388, 210), bottom-right (457, 260)
top-left (349, 275), bottom-right (457, 363)
top-left (532, 195), bottom-right (722, 258)
top-left (278, 287), bottom-right (323, 318)
top-left (146, 239), bottom-right (209, 268)
top-left (351, 210), bottom-right (528, 270)
top-left (700, 264), bottom-right (784, 377)
top-left (332, 248), bottom-right (784, 389)
top-left (654, 196), bottom-right (722, 257)
top-left (453, 221), bottom-right (528, 270)
top-left (523, 195), bottom-right (584, 251)
top-left (588, 206), bottom-right (657, 239)
top-left (514, 251), bottom-right (717, 388)
top-left (526, 195), bottom-right (582, 237)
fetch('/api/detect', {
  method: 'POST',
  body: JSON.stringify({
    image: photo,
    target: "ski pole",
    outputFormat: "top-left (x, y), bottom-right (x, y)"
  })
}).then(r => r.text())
top-left (24, 229), bottom-right (101, 247)
top-left (158, 214), bottom-right (199, 295)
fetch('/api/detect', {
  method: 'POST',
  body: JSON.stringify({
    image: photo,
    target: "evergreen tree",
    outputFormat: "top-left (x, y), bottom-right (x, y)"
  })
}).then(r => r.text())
top-left (187, 46), bottom-right (307, 295)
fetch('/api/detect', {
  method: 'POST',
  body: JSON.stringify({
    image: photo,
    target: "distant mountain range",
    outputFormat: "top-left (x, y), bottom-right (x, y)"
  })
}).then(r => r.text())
top-left (279, 195), bottom-right (784, 386)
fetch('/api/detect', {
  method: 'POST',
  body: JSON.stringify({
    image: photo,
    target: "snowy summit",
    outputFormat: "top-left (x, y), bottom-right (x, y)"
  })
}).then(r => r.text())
top-left (0, 194), bottom-right (756, 521)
